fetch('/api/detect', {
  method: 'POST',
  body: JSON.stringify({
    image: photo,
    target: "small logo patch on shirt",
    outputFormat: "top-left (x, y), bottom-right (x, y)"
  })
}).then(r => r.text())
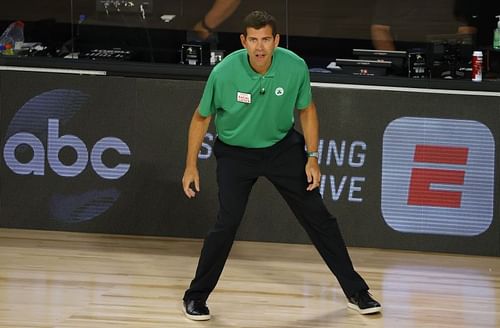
top-left (237, 92), bottom-right (252, 104)
top-left (275, 87), bottom-right (284, 96)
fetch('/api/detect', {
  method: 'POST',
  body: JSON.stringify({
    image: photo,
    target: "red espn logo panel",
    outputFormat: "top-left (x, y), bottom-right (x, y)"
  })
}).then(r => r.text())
top-left (408, 145), bottom-right (468, 208)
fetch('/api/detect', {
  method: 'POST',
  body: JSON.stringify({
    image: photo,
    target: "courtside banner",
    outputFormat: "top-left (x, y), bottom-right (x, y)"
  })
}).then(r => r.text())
top-left (303, 86), bottom-right (499, 255)
top-left (1, 72), bottom-right (498, 255)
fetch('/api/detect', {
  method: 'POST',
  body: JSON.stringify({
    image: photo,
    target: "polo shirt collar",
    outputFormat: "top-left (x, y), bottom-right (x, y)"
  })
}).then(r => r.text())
top-left (243, 49), bottom-right (277, 79)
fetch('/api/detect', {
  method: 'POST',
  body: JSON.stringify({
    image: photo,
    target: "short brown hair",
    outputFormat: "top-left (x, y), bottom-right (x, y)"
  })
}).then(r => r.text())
top-left (243, 11), bottom-right (277, 36)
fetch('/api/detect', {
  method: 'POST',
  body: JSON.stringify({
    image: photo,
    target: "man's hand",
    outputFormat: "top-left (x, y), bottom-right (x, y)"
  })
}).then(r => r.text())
top-left (182, 108), bottom-right (211, 199)
top-left (182, 166), bottom-right (200, 198)
top-left (299, 102), bottom-right (320, 191)
top-left (305, 157), bottom-right (321, 191)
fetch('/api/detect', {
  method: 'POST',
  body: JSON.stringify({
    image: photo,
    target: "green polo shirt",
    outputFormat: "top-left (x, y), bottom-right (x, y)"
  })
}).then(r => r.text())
top-left (198, 47), bottom-right (312, 148)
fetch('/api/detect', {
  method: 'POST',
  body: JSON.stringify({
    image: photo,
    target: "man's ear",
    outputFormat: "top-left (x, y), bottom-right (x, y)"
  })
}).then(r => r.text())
top-left (274, 33), bottom-right (280, 47)
top-left (240, 34), bottom-right (247, 48)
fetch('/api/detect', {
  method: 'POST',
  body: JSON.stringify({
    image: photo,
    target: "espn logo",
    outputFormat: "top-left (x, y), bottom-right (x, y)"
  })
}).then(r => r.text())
top-left (408, 145), bottom-right (468, 208)
top-left (381, 117), bottom-right (495, 236)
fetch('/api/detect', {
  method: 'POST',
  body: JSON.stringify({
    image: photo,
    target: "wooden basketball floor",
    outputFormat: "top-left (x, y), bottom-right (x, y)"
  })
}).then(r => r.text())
top-left (0, 228), bottom-right (498, 327)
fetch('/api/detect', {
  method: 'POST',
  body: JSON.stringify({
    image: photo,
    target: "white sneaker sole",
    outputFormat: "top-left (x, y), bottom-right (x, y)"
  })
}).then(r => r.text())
top-left (347, 302), bottom-right (382, 315)
top-left (182, 302), bottom-right (211, 321)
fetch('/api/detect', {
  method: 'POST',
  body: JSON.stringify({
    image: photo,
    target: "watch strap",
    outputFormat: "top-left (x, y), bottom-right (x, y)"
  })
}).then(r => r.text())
top-left (307, 151), bottom-right (319, 158)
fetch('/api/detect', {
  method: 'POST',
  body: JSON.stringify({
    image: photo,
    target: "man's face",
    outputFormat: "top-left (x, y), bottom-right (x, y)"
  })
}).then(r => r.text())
top-left (240, 25), bottom-right (280, 74)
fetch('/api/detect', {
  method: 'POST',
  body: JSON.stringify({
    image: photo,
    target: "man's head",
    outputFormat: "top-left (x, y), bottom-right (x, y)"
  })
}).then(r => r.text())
top-left (242, 10), bottom-right (277, 37)
top-left (240, 11), bottom-right (280, 74)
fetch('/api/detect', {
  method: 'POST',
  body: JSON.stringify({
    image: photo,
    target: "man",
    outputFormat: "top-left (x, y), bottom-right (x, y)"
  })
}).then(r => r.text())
top-left (371, 0), bottom-right (477, 50)
top-left (181, 10), bottom-right (382, 321)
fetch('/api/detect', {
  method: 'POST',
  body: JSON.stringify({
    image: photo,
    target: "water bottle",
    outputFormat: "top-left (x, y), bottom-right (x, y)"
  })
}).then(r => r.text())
top-left (471, 51), bottom-right (483, 82)
top-left (0, 21), bottom-right (24, 55)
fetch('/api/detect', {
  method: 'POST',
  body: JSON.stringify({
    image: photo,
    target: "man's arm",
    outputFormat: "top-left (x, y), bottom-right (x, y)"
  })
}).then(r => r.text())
top-left (182, 107), bottom-right (212, 198)
top-left (457, 25), bottom-right (477, 36)
top-left (299, 102), bottom-right (321, 191)
top-left (371, 24), bottom-right (396, 51)
top-left (194, 0), bottom-right (241, 40)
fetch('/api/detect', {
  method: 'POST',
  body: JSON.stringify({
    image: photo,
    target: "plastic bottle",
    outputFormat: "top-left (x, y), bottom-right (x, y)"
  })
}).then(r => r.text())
top-left (3, 43), bottom-right (14, 55)
top-left (0, 20), bottom-right (24, 54)
top-left (494, 15), bottom-right (500, 50)
top-left (471, 51), bottom-right (483, 82)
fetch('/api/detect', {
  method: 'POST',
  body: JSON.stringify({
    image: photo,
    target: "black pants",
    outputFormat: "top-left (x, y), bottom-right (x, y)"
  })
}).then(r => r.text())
top-left (183, 129), bottom-right (369, 302)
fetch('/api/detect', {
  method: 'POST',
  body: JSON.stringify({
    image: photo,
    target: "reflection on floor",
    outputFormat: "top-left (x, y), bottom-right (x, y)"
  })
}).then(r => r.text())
top-left (0, 228), bottom-right (498, 327)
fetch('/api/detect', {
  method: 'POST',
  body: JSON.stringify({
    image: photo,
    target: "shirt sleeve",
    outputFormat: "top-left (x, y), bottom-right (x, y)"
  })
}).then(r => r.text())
top-left (295, 60), bottom-right (312, 110)
top-left (198, 72), bottom-right (217, 117)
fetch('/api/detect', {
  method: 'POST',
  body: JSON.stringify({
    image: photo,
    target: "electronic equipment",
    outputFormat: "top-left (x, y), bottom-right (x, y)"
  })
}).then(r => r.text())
top-left (181, 43), bottom-right (210, 66)
top-left (427, 33), bottom-right (474, 79)
top-left (80, 48), bottom-right (133, 60)
top-left (353, 49), bottom-right (406, 66)
top-left (96, 0), bottom-right (153, 18)
top-left (353, 48), bottom-right (407, 75)
top-left (335, 58), bottom-right (392, 76)
top-left (484, 48), bottom-right (500, 76)
top-left (408, 51), bottom-right (428, 78)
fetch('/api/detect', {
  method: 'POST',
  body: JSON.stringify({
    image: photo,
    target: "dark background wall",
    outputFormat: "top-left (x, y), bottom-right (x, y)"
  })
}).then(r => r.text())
top-left (1, 1), bottom-right (499, 66)
top-left (0, 71), bottom-right (498, 255)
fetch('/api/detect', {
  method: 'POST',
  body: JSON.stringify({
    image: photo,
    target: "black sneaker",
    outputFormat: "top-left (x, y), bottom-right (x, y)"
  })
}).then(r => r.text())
top-left (347, 290), bottom-right (382, 314)
top-left (182, 299), bottom-right (211, 321)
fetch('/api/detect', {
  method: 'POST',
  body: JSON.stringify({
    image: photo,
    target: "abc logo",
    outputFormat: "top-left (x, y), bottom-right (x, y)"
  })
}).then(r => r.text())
top-left (3, 118), bottom-right (131, 180)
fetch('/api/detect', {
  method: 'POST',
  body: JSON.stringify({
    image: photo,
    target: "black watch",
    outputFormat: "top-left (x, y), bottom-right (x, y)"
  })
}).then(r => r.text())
top-left (201, 18), bottom-right (214, 33)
